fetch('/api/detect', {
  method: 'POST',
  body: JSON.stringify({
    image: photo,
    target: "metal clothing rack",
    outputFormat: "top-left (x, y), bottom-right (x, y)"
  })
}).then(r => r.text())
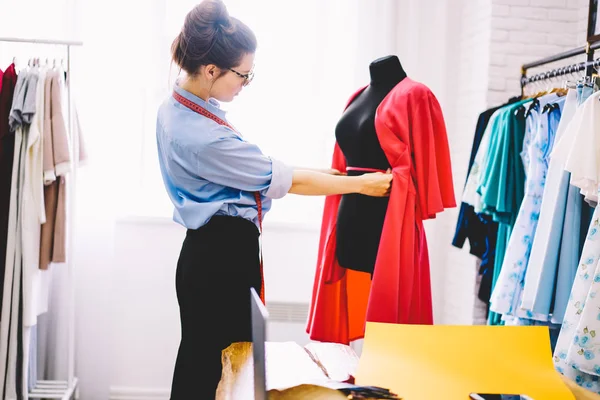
top-left (520, 0), bottom-right (600, 95)
top-left (0, 36), bottom-right (82, 400)
top-left (520, 42), bottom-right (600, 96)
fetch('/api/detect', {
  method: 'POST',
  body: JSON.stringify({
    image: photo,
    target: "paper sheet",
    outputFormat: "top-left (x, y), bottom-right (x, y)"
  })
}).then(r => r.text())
top-left (265, 341), bottom-right (330, 391)
top-left (304, 341), bottom-right (360, 382)
top-left (354, 322), bottom-right (574, 400)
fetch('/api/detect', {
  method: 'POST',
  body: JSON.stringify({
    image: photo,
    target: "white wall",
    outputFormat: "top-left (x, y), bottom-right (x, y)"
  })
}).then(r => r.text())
top-left (437, 0), bottom-right (494, 325)
top-left (488, 0), bottom-right (589, 105)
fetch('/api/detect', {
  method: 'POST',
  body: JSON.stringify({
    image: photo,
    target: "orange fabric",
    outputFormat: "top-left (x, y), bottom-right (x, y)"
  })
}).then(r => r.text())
top-left (306, 78), bottom-right (456, 344)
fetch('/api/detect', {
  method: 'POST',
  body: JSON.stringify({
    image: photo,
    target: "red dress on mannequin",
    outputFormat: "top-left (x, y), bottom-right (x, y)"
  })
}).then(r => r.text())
top-left (306, 77), bottom-right (456, 344)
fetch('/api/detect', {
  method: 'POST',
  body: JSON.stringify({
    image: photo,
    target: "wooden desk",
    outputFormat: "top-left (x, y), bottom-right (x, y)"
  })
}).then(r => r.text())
top-left (217, 342), bottom-right (600, 400)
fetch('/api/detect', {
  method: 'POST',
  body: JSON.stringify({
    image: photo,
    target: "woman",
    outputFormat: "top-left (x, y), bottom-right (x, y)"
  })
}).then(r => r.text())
top-left (156, 0), bottom-right (393, 397)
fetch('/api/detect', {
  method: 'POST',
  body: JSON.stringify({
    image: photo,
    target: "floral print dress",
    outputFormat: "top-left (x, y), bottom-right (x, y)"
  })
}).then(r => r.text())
top-left (553, 89), bottom-right (600, 392)
top-left (489, 94), bottom-right (562, 321)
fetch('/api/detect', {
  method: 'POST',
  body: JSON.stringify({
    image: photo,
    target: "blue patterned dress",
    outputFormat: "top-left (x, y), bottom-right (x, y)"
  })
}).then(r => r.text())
top-left (489, 94), bottom-right (563, 321)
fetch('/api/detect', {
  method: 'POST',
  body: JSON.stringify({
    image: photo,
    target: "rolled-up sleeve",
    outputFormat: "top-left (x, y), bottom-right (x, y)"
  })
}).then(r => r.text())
top-left (266, 157), bottom-right (293, 199)
top-left (193, 128), bottom-right (293, 199)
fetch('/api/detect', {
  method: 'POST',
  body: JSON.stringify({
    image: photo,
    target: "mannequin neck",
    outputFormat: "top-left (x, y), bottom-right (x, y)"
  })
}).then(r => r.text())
top-left (369, 55), bottom-right (407, 87)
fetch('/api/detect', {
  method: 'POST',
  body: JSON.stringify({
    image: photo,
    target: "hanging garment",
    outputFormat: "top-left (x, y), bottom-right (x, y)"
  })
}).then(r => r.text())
top-left (455, 96), bottom-right (523, 305)
top-left (306, 78), bottom-right (456, 344)
top-left (461, 109), bottom-right (502, 214)
top-left (37, 73), bottom-right (86, 387)
top-left (453, 105), bottom-right (503, 306)
top-left (472, 259), bottom-right (489, 324)
top-left (520, 86), bottom-right (594, 324)
top-left (547, 86), bottom-right (595, 325)
top-left (461, 106), bottom-right (513, 308)
top-left (0, 64), bottom-right (18, 315)
top-left (22, 66), bottom-right (47, 327)
top-left (489, 94), bottom-right (564, 321)
top-left (552, 90), bottom-right (600, 394)
top-left (453, 105), bottom-right (502, 258)
top-left (1, 66), bottom-right (38, 400)
top-left (521, 89), bottom-right (578, 319)
top-left (40, 69), bottom-right (70, 270)
top-left (466, 99), bottom-right (530, 325)
top-left (567, 85), bottom-right (600, 204)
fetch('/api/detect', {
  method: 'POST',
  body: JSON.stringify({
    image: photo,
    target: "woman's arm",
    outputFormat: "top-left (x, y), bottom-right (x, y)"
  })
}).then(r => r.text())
top-left (289, 169), bottom-right (392, 197)
top-left (293, 167), bottom-right (346, 175)
top-left (193, 128), bottom-right (389, 198)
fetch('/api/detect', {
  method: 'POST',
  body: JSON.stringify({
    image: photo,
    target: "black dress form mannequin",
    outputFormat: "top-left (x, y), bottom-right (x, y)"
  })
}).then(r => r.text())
top-left (335, 55), bottom-right (407, 274)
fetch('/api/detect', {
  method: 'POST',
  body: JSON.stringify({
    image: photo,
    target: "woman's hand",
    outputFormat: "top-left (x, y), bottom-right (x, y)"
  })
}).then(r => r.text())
top-left (358, 169), bottom-right (393, 197)
top-left (289, 169), bottom-right (392, 196)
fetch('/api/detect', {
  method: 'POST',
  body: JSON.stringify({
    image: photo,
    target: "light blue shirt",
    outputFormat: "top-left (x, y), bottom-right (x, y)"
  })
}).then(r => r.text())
top-left (156, 84), bottom-right (293, 229)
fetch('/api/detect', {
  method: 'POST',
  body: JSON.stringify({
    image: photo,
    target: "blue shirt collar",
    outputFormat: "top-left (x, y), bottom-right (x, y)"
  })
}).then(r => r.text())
top-left (173, 82), bottom-right (227, 121)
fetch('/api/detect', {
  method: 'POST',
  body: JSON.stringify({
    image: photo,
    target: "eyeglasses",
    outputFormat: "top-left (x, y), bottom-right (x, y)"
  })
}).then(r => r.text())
top-left (228, 67), bottom-right (254, 86)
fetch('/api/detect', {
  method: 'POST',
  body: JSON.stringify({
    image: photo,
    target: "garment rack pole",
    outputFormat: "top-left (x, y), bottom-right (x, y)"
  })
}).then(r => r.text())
top-left (520, 40), bottom-right (600, 96)
top-left (522, 45), bottom-right (588, 71)
top-left (521, 57), bottom-right (600, 85)
top-left (0, 37), bottom-right (83, 46)
top-left (0, 36), bottom-right (82, 400)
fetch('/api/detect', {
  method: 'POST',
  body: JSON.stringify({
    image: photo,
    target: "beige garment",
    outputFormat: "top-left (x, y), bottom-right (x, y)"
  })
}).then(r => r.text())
top-left (50, 70), bottom-right (70, 177)
top-left (40, 178), bottom-right (64, 269)
top-left (39, 69), bottom-right (83, 270)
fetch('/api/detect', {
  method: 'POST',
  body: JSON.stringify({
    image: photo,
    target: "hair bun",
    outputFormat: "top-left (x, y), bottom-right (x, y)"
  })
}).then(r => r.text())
top-left (171, 0), bottom-right (257, 76)
top-left (204, 0), bottom-right (231, 29)
top-left (215, 17), bottom-right (231, 29)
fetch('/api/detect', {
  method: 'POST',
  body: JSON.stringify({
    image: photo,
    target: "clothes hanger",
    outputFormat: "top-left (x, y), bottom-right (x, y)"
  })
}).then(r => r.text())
top-left (590, 59), bottom-right (600, 92)
top-left (516, 78), bottom-right (533, 117)
top-left (548, 70), bottom-right (568, 97)
top-left (517, 74), bottom-right (541, 117)
top-left (563, 65), bottom-right (578, 90)
top-left (541, 71), bottom-right (559, 113)
top-left (524, 73), bottom-right (546, 117)
top-left (525, 72), bottom-right (549, 100)
top-left (523, 77), bottom-right (537, 99)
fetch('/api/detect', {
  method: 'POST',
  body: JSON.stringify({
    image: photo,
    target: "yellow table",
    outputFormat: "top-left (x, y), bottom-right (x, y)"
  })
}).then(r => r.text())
top-left (216, 341), bottom-right (600, 400)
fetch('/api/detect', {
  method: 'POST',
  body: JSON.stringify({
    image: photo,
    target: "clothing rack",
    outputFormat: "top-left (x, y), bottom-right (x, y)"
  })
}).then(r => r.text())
top-left (520, 41), bottom-right (600, 96)
top-left (520, 0), bottom-right (600, 95)
top-left (0, 36), bottom-right (81, 400)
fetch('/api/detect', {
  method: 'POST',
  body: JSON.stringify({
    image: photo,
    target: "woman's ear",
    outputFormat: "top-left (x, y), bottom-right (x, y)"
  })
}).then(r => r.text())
top-left (205, 64), bottom-right (218, 80)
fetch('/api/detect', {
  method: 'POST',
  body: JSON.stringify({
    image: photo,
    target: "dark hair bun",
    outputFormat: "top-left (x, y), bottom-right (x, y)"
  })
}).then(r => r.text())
top-left (171, 0), bottom-right (256, 76)
top-left (202, 0), bottom-right (232, 29)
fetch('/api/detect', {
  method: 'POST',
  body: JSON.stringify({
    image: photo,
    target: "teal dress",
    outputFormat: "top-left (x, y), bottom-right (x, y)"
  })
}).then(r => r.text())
top-left (476, 99), bottom-right (531, 325)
